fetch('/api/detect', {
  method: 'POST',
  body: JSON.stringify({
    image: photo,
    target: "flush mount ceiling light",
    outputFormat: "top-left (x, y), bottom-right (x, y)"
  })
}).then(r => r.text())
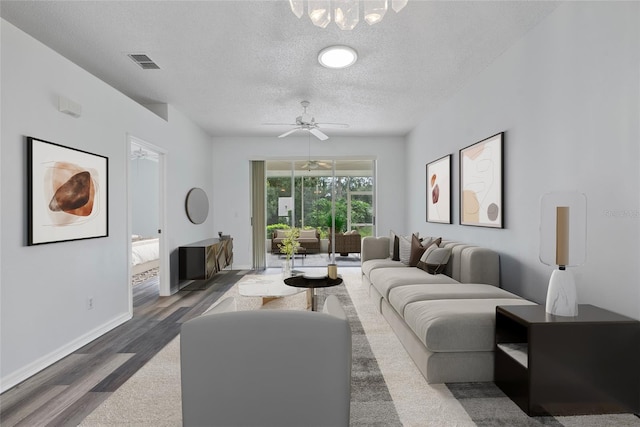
top-left (318, 45), bottom-right (358, 69)
top-left (290, 0), bottom-right (408, 30)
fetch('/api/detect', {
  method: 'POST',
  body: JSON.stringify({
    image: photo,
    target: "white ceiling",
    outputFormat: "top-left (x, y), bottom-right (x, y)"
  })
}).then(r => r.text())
top-left (0, 1), bottom-right (559, 139)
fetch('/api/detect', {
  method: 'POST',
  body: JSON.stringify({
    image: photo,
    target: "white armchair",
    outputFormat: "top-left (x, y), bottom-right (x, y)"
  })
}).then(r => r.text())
top-left (180, 296), bottom-right (352, 427)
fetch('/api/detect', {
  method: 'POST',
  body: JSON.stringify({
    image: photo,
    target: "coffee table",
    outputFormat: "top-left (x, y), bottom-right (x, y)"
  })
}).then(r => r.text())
top-left (284, 274), bottom-right (344, 311)
top-left (238, 274), bottom-right (305, 305)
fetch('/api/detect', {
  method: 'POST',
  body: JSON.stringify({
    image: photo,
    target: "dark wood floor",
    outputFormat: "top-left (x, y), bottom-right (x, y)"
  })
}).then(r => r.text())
top-left (0, 270), bottom-right (247, 427)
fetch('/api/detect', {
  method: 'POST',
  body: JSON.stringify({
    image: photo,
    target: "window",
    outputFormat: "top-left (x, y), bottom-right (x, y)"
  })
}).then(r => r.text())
top-left (265, 159), bottom-right (375, 267)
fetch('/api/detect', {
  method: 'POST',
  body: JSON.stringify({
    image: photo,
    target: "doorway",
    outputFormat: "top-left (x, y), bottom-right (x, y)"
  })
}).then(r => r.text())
top-left (263, 159), bottom-right (375, 269)
top-left (128, 135), bottom-right (169, 309)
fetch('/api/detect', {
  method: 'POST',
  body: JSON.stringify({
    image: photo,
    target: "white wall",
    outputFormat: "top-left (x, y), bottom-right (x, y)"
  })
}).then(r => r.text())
top-left (405, 2), bottom-right (639, 319)
top-left (131, 158), bottom-right (159, 238)
top-left (0, 20), bottom-right (214, 391)
top-left (210, 136), bottom-right (406, 269)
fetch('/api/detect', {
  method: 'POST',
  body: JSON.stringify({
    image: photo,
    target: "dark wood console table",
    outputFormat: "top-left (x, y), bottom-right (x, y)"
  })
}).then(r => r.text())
top-left (179, 237), bottom-right (233, 288)
top-left (495, 304), bottom-right (639, 416)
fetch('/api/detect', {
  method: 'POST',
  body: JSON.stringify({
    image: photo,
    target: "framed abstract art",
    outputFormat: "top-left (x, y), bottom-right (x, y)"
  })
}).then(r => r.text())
top-left (426, 154), bottom-right (451, 224)
top-left (27, 136), bottom-right (108, 245)
top-left (459, 132), bottom-right (503, 228)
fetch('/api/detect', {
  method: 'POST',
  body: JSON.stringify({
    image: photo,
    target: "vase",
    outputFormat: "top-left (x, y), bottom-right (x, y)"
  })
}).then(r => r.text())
top-left (545, 268), bottom-right (578, 317)
top-left (282, 257), bottom-right (292, 278)
top-left (327, 263), bottom-right (338, 279)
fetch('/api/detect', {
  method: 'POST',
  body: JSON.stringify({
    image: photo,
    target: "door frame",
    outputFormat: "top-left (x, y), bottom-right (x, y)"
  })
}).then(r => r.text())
top-left (262, 158), bottom-right (376, 267)
top-left (126, 135), bottom-right (169, 309)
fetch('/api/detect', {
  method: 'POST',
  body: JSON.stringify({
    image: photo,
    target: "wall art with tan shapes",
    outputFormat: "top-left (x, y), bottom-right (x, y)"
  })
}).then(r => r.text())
top-left (459, 132), bottom-right (503, 228)
top-left (27, 137), bottom-right (108, 245)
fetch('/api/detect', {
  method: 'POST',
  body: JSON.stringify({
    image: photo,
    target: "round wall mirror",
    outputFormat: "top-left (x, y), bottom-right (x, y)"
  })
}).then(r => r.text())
top-left (185, 187), bottom-right (209, 224)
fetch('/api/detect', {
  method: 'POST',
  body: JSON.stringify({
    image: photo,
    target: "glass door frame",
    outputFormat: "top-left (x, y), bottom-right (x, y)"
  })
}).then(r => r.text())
top-left (264, 158), bottom-right (376, 268)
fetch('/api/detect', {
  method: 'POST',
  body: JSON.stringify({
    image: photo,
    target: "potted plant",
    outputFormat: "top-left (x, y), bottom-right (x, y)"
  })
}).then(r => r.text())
top-left (324, 213), bottom-right (346, 234)
top-left (277, 227), bottom-right (300, 277)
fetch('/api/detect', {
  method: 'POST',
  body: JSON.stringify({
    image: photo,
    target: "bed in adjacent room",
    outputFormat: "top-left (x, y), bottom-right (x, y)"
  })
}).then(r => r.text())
top-left (132, 235), bottom-right (160, 275)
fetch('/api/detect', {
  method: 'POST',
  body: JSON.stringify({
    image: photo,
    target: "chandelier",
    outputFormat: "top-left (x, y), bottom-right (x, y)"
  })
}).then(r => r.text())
top-left (289, 0), bottom-right (408, 30)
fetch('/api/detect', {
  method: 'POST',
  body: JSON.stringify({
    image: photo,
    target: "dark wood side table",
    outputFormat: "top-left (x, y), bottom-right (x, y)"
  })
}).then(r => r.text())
top-left (284, 275), bottom-right (343, 311)
top-left (495, 304), bottom-right (640, 416)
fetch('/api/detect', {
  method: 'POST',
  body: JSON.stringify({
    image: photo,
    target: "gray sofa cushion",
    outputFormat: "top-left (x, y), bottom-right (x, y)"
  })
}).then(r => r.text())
top-left (441, 244), bottom-right (474, 281)
top-left (389, 283), bottom-right (524, 317)
top-left (361, 258), bottom-right (405, 277)
top-left (370, 267), bottom-right (457, 299)
top-left (403, 298), bottom-right (536, 352)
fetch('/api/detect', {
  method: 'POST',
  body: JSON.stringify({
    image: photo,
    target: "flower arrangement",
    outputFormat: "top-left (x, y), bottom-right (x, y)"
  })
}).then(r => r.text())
top-left (278, 227), bottom-right (300, 260)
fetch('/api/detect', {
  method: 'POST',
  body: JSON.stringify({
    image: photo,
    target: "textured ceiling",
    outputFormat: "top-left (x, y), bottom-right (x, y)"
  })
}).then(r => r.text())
top-left (1, 1), bottom-right (559, 139)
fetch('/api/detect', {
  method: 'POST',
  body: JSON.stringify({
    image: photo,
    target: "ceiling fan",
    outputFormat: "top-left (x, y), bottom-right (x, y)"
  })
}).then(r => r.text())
top-left (264, 100), bottom-right (349, 141)
top-left (301, 159), bottom-right (331, 170)
top-left (130, 145), bottom-right (158, 161)
top-left (130, 147), bottom-right (148, 160)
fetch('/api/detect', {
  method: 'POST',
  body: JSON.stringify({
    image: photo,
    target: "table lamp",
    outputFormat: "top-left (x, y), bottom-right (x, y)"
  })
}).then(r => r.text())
top-left (539, 191), bottom-right (587, 316)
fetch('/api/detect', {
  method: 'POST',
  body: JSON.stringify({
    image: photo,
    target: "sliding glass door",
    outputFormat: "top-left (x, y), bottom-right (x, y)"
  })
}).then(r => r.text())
top-left (265, 159), bottom-right (375, 268)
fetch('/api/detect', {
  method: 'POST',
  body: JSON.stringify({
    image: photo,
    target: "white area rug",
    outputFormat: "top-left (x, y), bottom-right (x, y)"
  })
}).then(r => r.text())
top-left (80, 270), bottom-right (640, 426)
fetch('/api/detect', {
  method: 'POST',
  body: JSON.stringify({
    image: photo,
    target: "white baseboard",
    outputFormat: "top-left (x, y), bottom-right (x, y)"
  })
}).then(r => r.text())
top-left (0, 312), bottom-right (132, 393)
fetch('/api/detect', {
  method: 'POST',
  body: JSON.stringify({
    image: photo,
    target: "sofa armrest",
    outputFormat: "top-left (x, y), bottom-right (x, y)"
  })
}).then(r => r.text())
top-left (361, 236), bottom-right (390, 263)
top-left (460, 247), bottom-right (500, 287)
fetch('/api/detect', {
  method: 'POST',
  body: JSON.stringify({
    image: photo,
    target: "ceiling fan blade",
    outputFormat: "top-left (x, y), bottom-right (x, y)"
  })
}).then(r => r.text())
top-left (278, 128), bottom-right (300, 138)
top-left (309, 128), bottom-right (329, 141)
top-left (316, 122), bottom-right (350, 128)
top-left (262, 123), bottom-right (297, 126)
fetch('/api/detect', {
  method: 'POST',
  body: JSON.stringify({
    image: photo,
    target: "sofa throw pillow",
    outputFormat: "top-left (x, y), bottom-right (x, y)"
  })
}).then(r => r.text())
top-left (421, 237), bottom-right (442, 248)
top-left (422, 237), bottom-right (442, 247)
top-left (420, 237), bottom-right (434, 248)
top-left (399, 234), bottom-right (418, 265)
top-left (416, 243), bottom-right (438, 271)
top-left (389, 230), bottom-right (401, 261)
top-left (299, 229), bottom-right (316, 239)
top-left (409, 234), bottom-right (437, 267)
top-left (417, 247), bottom-right (451, 274)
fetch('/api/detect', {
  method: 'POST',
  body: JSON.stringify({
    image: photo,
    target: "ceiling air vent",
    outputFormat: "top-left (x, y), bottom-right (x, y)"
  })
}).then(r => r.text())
top-left (128, 53), bottom-right (160, 70)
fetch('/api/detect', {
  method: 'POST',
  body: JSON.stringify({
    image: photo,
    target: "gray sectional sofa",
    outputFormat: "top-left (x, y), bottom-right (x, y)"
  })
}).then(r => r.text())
top-left (361, 235), bottom-right (535, 384)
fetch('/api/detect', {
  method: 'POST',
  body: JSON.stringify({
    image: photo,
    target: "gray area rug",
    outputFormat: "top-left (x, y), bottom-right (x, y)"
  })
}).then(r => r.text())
top-left (131, 267), bottom-right (159, 286)
top-left (447, 382), bottom-right (640, 427)
top-left (318, 281), bottom-right (403, 426)
top-left (447, 382), bottom-right (563, 427)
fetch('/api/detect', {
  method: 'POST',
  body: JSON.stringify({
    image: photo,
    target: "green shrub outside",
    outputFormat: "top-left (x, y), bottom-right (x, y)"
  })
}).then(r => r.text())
top-left (266, 223), bottom-right (320, 238)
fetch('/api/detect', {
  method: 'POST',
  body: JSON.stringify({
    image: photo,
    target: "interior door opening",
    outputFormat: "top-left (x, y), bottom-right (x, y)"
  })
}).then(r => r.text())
top-left (128, 136), bottom-right (168, 306)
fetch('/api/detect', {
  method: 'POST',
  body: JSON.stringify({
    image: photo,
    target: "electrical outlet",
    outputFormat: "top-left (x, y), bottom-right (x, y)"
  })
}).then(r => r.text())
top-left (87, 297), bottom-right (94, 310)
